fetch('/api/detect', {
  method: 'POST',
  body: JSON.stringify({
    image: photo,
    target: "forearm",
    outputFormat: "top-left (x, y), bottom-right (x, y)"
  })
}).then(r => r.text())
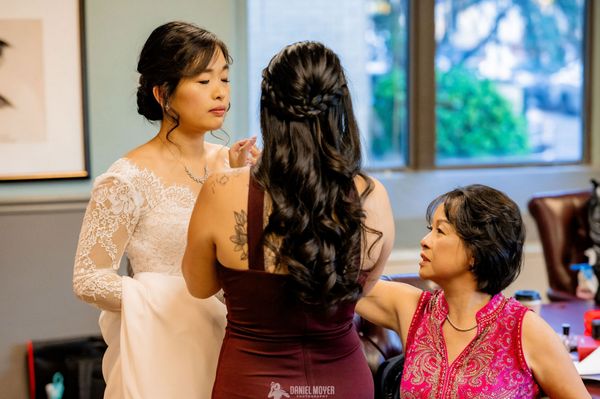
top-left (73, 267), bottom-right (122, 312)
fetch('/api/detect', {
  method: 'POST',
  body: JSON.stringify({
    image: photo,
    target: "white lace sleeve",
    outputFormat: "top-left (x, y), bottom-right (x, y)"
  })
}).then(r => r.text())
top-left (73, 174), bottom-right (141, 312)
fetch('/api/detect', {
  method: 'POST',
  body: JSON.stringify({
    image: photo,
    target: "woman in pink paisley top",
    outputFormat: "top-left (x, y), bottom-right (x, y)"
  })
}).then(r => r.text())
top-left (357, 184), bottom-right (589, 398)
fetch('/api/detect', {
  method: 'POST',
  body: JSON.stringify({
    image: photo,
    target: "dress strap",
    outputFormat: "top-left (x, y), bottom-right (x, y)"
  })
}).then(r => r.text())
top-left (247, 174), bottom-right (265, 271)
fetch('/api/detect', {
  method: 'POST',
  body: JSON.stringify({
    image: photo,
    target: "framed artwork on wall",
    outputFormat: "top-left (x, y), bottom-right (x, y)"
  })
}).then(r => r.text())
top-left (0, 0), bottom-right (88, 181)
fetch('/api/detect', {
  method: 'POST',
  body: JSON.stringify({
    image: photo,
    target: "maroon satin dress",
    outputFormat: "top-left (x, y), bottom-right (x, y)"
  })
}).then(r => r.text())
top-left (211, 177), bottom-right (374, 399)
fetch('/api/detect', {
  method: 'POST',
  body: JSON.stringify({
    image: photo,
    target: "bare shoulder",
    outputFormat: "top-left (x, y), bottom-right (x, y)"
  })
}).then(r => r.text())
top-left (395, 283), bottom-right (426, 342)
top-left (521, 308), bottom-right (591, 398)
top-left (356, 174), bottom-right (392, 223)
top-left (521, 309), bottom-right (565, 367)
top-left (189, 142), bottom-right (229, 172)
top-left (354, 174), bottom-right (386, 197)
top-left (205, 141), bottom-right (230, 158)
top-left (522, 309), bottom-right (554, 337)
top-left (204, 166), bottom-right (250, 197)
top-left (123, 140), bottom-right (163, 169)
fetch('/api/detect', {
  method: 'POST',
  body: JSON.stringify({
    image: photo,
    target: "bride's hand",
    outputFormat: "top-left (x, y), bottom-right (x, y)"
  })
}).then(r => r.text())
top-left (229, 137), bottom-right (260, 168)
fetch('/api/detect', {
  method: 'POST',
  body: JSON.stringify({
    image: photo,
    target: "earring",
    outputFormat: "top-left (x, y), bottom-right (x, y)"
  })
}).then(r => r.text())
top-left (165, 103), bottom-right (170, 112)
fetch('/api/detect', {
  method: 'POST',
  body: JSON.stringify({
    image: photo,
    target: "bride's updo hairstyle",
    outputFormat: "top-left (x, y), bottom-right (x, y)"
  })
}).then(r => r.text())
top-left (136, 21), bottom-right (231, 128)
top-left (253, 41), bottom-right (381, 311)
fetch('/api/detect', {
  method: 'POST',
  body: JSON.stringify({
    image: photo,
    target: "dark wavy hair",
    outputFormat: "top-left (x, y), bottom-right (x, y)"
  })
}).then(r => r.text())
top-left (253, 41), bottom-right (381, 311)
top-left (426, 184), bottom-right (525, 295)
top-left (136, 21), bottom-right (231, 134)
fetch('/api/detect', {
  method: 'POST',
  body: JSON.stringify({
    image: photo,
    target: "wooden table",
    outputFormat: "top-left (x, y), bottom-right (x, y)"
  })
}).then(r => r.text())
top-left (540, 300), bottom-right (600, 397)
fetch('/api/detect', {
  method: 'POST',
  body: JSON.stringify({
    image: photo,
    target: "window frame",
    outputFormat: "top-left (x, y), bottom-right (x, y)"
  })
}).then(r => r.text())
top-left (241, 0), bottom-right (594, 171)
top-left (404, 0), bottom-right (594, 171)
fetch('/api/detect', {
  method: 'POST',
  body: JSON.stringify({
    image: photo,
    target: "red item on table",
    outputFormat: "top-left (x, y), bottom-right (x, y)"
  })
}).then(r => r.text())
top-left (578, 335), bottom-right (600, 361)
top-left (583, 309), bottom-right (600, 336)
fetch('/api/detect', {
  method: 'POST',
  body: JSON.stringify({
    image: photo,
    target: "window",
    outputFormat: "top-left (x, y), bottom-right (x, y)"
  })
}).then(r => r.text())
top-left (435, 0), bottom-right (587, 166)
top-left (247, 0), bottom-right (590, 169)
top-left (247, 0), bottom-right (409, 168)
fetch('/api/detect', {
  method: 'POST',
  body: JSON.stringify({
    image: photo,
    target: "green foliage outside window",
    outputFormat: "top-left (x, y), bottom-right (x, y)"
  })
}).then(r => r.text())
top-left (371, 68), bottom-right (406, 158)
top-left (436, 67), bottom-right (529, 158)
top-left (368, 0), bottom-right (583, 164)
top-left (371, 66), bottom-right (529, 160)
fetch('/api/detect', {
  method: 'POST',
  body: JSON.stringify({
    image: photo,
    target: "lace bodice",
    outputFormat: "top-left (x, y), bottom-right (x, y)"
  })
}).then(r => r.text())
top-left (73, 158), bottom-right (198, 311)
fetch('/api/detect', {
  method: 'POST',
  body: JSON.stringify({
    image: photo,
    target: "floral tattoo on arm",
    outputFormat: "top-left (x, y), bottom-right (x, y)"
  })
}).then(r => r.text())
top-left (229, 210), bottom-right (248, 260)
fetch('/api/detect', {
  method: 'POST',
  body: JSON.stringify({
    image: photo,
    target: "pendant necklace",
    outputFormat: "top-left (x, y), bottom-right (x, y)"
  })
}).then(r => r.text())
top-left (445, 315), bottom-right (477, 332)
top-left (183, 164), bottom-right (209, 184)
top-left (160, 137), bottom-right (210, 184)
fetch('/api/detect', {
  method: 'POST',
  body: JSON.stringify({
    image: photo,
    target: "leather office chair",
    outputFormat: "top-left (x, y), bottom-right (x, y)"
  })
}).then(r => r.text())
top-left (527, 189), bottom-right (592, 301)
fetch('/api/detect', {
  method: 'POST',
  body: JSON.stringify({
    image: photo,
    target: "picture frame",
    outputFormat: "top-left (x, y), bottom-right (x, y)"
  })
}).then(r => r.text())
top-left (0, 0), bottom-right (88, 181)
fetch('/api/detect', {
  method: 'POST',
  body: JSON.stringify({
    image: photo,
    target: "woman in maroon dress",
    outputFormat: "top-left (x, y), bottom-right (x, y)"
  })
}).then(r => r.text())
top-left (183, 41), bottom-right (394, 399)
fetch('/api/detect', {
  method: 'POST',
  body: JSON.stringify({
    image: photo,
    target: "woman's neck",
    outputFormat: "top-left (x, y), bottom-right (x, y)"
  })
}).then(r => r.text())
top-left (443, 284), bottom-right (492, 325)
top-left (156, 124), bottom-right (207, 161)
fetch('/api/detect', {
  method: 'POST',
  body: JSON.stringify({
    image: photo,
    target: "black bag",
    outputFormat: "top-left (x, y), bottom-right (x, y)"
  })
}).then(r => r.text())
top-left (26, 335), bottom-right (106, 399)
top-left (374, 353), bottom-right (404, 399)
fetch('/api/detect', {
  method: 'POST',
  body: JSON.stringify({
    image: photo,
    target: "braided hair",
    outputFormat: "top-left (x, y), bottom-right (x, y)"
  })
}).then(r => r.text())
top-left (253, 41), bottom-right (381, 312)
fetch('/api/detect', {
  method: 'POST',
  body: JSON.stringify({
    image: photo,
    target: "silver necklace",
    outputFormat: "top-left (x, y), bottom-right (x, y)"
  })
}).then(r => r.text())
top-left (160, 137), bottom-right (210, 184)
top-left (183, 164), bottom-right (209, 184)
top-left (445, 315), bottom-right (477, 332)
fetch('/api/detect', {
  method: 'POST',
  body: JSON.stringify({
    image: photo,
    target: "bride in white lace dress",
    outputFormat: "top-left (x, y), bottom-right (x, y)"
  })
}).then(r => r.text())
top-left (72, 22), bottom-right (257, 398)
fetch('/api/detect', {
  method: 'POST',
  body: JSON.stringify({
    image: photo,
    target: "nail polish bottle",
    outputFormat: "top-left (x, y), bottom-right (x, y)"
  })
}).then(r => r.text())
top-left (560, 323), bottom-right (573, 351)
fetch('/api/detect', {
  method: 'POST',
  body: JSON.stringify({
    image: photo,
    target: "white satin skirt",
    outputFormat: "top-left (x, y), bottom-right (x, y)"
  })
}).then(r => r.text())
top-left (99, 272), bottom-right (226, 399)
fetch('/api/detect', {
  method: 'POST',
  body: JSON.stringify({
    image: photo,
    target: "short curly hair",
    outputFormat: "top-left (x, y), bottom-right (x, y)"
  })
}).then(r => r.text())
top-left (425, 184), bottom-right (525, 295)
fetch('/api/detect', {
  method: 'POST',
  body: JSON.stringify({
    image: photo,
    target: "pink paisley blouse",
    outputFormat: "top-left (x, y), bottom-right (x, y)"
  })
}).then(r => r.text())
top-left (400, 290), bottom-right (540, 398)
